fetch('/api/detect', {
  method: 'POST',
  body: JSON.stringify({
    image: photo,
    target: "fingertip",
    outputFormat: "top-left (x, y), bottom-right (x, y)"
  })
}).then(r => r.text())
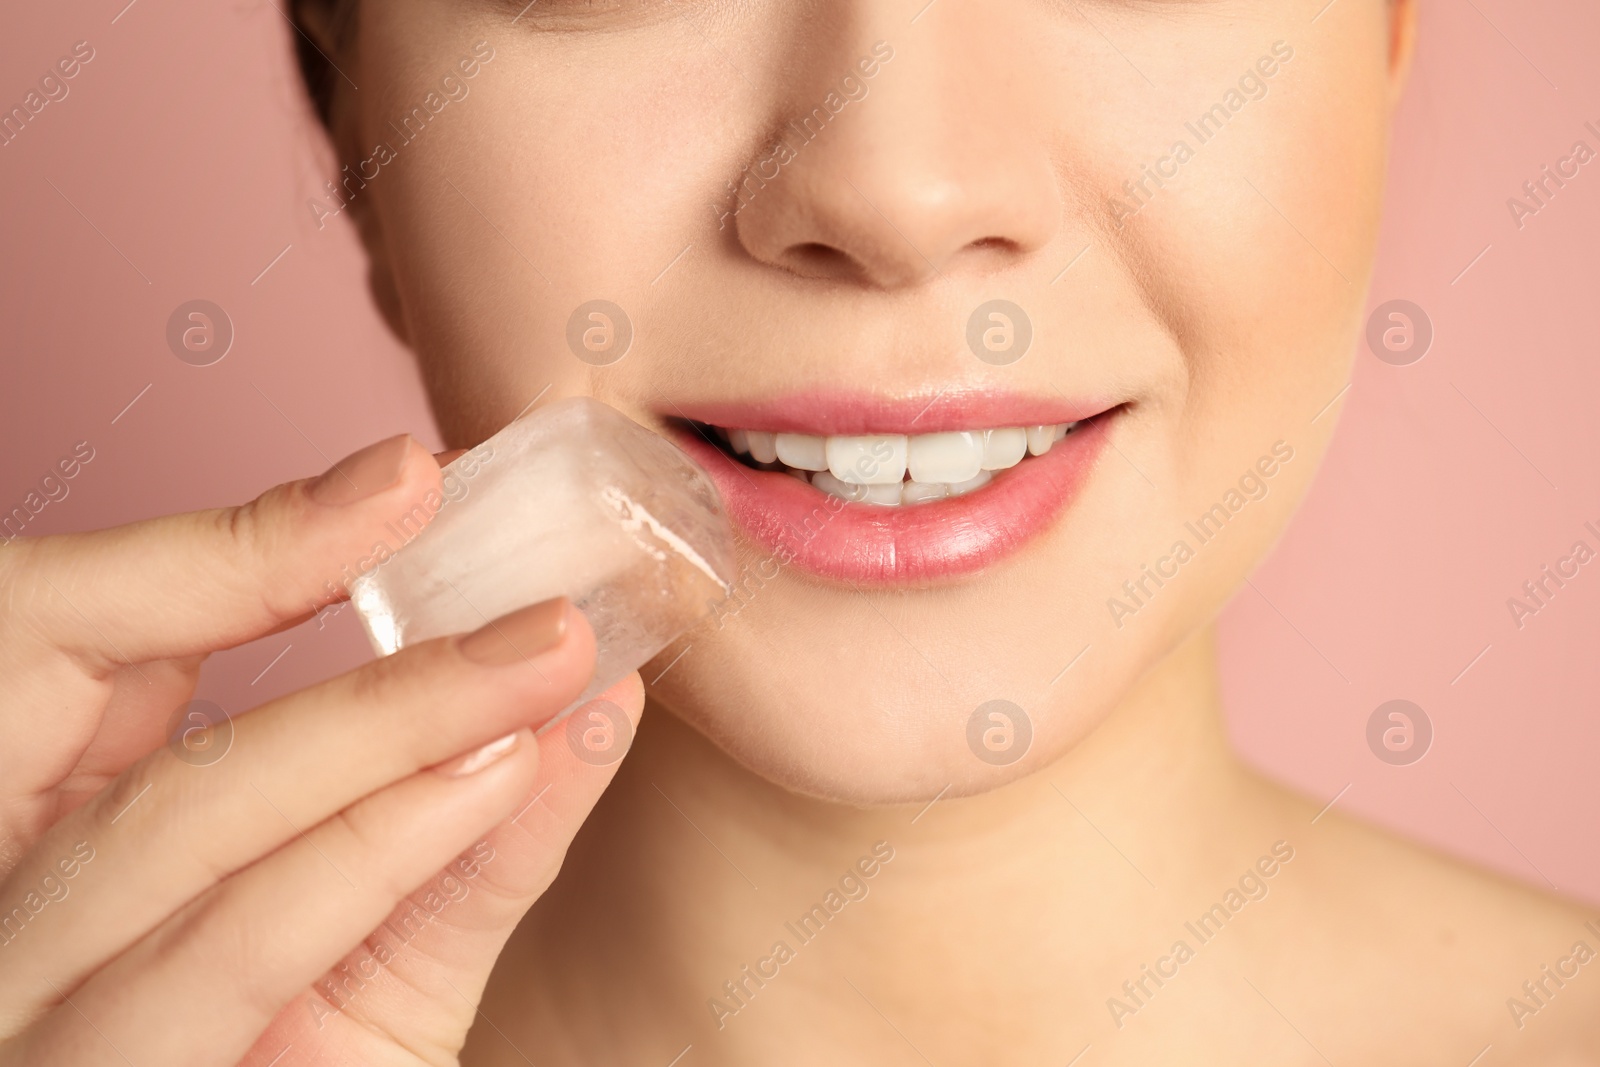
top-left (597, 671), bottom-right (646, 726)
top-left (306, 434), bottom-right (413, 507)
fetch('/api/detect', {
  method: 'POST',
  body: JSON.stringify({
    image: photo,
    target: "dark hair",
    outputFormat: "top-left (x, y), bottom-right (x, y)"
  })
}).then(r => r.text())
top-left (289, 0), bottom-right (356, 128)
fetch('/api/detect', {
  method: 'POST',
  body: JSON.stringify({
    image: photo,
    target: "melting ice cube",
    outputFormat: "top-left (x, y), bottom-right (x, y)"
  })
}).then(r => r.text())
top-left (350, 397), bottom-right (736, 720)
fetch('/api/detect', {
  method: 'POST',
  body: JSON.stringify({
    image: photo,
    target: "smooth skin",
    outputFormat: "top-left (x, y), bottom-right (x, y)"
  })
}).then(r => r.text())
top-left (4, 0), bottom-right (1597, 1064)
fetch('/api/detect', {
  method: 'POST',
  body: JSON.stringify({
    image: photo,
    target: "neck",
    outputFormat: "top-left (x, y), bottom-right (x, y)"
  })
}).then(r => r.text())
top-left (511, 624), bottom-right (1298, 1058)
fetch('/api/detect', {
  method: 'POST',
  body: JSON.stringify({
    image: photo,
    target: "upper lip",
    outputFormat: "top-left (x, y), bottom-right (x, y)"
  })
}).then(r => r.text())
top-left (663, 389), bottom-right (1122, 436)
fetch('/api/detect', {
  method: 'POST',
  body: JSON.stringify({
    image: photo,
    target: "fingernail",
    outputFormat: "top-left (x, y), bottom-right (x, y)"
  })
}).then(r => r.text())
top-left (458, 598), bottom-right (570, 667)
top-left (436, 731), bottom-right (521, 777)
top-left (307, 435), bottom-right (413, 507)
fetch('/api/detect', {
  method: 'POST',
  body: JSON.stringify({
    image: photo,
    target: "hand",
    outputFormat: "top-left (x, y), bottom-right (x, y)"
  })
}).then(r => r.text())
top-left (0, 435), bottom-right (644, 1066)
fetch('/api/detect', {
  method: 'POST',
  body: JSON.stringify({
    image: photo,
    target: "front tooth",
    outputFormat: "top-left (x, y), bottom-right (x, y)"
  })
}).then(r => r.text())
top-left (826, 435), bottom-right (907, 485)
top-left (908, 431), bottom-right (983, 484)
top-left (859, 482), bottom-right (903, 506)
top-left (980, 428), bottom-right (1027, 471)
top-left (1025, 425), bottom-right (1054, 456)
top-left (901, 481), bottom-right (949, 504)
top-left (775, 433), bottom-right (829, 471)
top-left (1052, 422), bottom-right (1069, 441)
top-left (946, 470), bottom-right (993, 497)
top-left (812, 470), bottom-right (867, 501)
top-left (728, 428), bottom-right (750, 454)
top-left (746, 430), bottom-right (779, 464)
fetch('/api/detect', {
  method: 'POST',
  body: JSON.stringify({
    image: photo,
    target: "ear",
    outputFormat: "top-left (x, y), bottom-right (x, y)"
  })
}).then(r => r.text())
top-left (1387, 0), bottom-right (1419, 103)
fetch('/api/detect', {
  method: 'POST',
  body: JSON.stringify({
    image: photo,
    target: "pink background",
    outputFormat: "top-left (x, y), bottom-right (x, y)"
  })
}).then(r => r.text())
top-left (3, 3), bottom-right (1596, 899)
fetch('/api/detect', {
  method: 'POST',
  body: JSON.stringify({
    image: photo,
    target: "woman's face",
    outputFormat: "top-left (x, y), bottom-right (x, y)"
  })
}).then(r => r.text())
top-left (328, 0), bottom-right (1407, 803)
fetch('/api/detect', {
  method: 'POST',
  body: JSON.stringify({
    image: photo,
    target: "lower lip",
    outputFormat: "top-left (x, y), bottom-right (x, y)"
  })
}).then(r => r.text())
top-left (672, 414), bottom-right (1115, 585)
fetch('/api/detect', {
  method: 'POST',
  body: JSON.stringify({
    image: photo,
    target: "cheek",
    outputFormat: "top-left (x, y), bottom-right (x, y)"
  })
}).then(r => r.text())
top-left (1084, 13), bottom-right (1393, 611)
top-left (362, 11), bottom-right (772, 437)
top-left (1138, 22), bottom-right (1392, 433)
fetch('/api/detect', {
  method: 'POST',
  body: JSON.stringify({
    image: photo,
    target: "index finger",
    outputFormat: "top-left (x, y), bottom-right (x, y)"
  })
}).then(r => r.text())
top-left (0, 434), bottom-right (449, 668)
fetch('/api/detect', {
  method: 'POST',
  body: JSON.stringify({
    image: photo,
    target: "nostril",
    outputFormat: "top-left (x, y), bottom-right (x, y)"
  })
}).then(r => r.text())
top-left (970, 236), bottom-right (1009, 251)
top-left (781, 242), bottom-right (862, 281)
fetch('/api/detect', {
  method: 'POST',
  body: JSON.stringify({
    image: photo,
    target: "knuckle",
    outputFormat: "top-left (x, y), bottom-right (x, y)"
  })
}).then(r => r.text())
top-left (0, 537), bottom-right (27, 601)
top-left (212, 485), bottom-right (325, 622)
top-left (176, 891), bottom-right (286, 1024)
top-left (0, 538), bottom-right (66, 646)
top-left (322, 808), bottom-right (413, 903)
top-left (88, 756), bottom-right (160, 831)
top-left (344, 638), bottom-right (459, 716)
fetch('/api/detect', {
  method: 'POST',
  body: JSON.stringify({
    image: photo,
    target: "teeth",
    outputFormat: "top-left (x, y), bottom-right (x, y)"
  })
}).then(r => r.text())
top-left (980, 428), bottom-right (1027, 471)
top-left (722, 421), bottom-right (1078, 503)
top-left (811, 469), bottom-right (996, 507)
top-left (908, 431), bottom-right (984, 485)
top-left (826, 435), bottom-right (908, 485)
top-left (859, 482), bottom-right (905, 506)
top-left (812, 470), bottom-right (867, 501)
top-left (900, 480), bottom-right (948, 505)
top-left (745, 430), bottom-right (779, 464)
top-left (947, 470), bottom-right (992, 496)
top-left (774, 432), bottom-right (828, 471)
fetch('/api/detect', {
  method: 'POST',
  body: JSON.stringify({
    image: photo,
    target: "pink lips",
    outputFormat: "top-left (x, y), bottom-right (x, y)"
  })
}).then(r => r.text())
top-left (668, 392), bottom-right (1119, 585)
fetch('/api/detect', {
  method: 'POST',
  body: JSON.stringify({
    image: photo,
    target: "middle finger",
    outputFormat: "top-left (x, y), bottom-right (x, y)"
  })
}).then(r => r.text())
top-left (0, 597), bottom-right (590, 1030)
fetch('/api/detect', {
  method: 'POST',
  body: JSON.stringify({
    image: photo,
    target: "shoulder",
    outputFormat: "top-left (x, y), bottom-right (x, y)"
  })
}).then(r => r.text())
top-left (1249, 782), bottom-right (1600, 1064)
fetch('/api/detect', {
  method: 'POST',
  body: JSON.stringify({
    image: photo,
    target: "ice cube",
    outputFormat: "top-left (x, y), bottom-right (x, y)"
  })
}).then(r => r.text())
top-left (350, 397), bottom-right (735, 721)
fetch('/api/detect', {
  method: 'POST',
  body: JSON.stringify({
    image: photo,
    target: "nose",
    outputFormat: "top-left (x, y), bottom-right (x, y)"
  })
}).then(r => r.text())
top-left (730, 24), bottom-right (1061, 289)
